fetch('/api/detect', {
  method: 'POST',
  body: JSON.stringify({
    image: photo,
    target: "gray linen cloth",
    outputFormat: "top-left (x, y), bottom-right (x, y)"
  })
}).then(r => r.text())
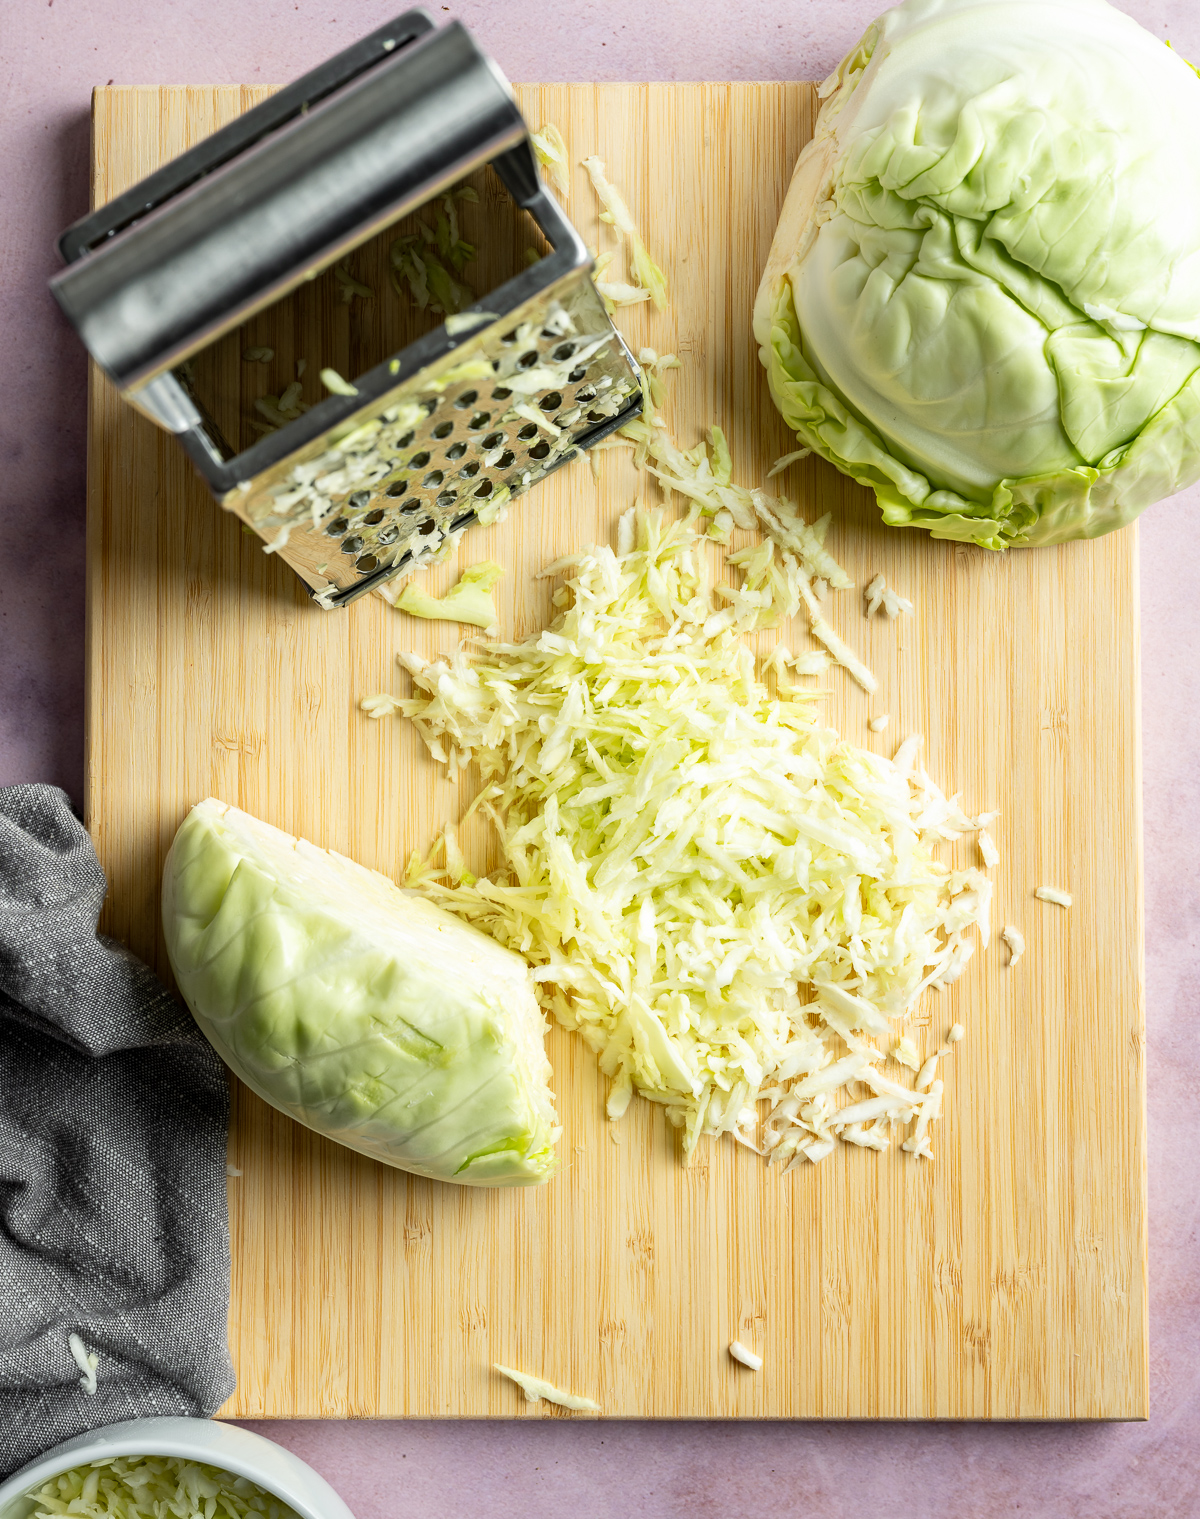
top-left (0, 784), bottom-right (234, 1475)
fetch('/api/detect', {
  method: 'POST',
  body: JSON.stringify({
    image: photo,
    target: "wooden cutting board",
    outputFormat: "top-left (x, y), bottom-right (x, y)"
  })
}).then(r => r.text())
top-left (86, 82), bottom-right (1147, 1420)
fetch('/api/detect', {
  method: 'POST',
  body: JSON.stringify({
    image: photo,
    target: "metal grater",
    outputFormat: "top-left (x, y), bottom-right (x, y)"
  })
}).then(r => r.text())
top-left (51, 10), bottom-right (643, 608)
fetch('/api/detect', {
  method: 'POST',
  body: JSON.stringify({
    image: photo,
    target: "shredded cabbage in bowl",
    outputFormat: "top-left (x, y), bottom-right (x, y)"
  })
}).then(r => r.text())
top-left (365, 508), bottom-right (988, 1164)
top-left (31, 1456), bottom-right (302, 1519)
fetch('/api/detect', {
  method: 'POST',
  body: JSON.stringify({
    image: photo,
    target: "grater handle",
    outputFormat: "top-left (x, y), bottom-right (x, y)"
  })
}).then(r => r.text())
top-left (57, 11), bottom-right (437, 265)
top-left (50, 18), bottom-right (531, 395)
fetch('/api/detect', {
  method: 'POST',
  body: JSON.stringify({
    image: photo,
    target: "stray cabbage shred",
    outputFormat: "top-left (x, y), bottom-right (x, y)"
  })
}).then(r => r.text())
top-left (366, 507), bottom-right (989, 1165)
top-left (493, 1362), bottom-right (600, 1411)
top-left (393, 562), bottom-right (503, 630)
top-left (31, 1457), bottom-right (303, 1519)
top-left (531, 122), bottom-right (571, 198)
top-left (583, 155), bottom-right (668, 311)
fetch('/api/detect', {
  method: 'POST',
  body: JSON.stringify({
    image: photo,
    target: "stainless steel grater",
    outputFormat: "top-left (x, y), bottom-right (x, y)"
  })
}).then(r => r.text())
top-left (51, 10), bottom-right (643, 608)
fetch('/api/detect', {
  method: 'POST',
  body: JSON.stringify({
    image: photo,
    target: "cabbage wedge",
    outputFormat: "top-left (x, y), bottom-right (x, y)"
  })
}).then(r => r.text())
top-left (162, 799), bottom-right (559, 1186)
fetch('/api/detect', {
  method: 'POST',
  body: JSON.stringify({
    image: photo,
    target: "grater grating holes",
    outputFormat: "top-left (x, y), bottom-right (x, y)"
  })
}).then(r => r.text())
top-left (268, 284), bottom-right (641, 593)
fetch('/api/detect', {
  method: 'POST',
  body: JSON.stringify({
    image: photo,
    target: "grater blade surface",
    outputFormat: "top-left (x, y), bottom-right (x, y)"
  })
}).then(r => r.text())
top-left (222, 270), bottom-right (640, 608)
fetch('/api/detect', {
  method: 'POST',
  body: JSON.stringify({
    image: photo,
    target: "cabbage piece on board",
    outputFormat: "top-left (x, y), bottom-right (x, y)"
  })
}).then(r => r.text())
top-left (754, 0), bottom-right (1200, 548)
top-left (162, 799), bottom-right (559, 1187)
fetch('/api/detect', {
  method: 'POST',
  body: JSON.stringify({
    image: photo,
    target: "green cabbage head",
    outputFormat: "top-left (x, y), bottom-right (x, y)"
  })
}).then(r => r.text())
top-left (162, 799), bottom-right (559, 1186)
top-left (754, 0), bottom-right (1200, 548)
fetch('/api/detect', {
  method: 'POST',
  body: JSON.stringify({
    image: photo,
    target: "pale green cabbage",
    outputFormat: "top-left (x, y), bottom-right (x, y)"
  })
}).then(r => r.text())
top-left (365, 508), bottom-right (989, 1165)
top-left (162, 799), bottom-right (559, 1186)
top-left (754, 0), bottom-right (1200, 548)
top-left (493, 1363), bottom-right (600, 1410)
top-left (531, 122), bottom-right (571, 198)
top-left (583, 156), bottom-right (669, 311)
top-left (393, 561), bottom-right (503, 629)
top-left (32, 1456), bottom-right (301, 1519)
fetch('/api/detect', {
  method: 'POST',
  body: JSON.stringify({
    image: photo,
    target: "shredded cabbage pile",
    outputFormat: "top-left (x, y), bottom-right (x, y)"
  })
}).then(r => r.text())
top-left (594, 357), bottom-right (881, 693)
top-left (365, 508), bottom-right (989, 1164)
top-left (31, 1457), bottom-right (302, 1519)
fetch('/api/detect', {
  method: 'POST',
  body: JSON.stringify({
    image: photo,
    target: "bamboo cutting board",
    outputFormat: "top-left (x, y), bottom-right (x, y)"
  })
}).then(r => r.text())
top-left (86, 82), bottom-right (1147, 1420)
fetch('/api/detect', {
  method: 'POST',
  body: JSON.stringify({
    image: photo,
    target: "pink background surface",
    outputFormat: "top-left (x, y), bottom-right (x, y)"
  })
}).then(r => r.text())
top-left (2, 2), bottom-right (1198, 1514)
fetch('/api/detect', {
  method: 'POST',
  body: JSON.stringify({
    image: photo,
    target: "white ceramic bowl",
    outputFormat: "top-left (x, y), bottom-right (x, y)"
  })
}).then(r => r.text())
top-left (0, 1419), bottom-right (356, 1519)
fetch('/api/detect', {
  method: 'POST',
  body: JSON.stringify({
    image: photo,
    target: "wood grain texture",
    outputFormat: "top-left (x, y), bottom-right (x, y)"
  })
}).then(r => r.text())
top-left (86, 83), bottom-right (1147, 1420)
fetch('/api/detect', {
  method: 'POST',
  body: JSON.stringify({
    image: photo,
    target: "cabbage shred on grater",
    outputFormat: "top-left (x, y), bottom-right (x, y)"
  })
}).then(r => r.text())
top-left (50, 10), bottom-right (643, 608)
